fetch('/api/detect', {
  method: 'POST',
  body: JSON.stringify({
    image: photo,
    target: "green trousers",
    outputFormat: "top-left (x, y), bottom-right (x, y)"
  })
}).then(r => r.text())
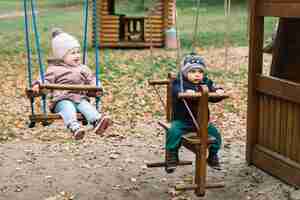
top-left (166, 120), bottom-right (222, 155)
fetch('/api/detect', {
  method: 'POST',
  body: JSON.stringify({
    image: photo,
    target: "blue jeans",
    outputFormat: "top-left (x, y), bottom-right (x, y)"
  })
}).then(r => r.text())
top-left (54, 99), bottom-right (101, 131)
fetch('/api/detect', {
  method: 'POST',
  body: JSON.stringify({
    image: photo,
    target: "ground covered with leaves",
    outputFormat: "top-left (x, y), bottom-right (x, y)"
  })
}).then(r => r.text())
top-left (0, 47), bottom-right (296, 200)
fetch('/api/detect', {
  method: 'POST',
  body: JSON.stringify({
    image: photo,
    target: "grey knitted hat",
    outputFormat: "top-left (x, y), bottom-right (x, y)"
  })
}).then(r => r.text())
top-left (181, 54), bottom-right (206, 78)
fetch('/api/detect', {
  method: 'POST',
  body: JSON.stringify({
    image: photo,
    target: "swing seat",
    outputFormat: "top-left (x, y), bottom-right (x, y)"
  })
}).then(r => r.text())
top-left (157, 121), bottom-right (217, 145)
top-left (28, 113), bottom-right (86, 123)
top-left (26, 83), bottom-right (102, 127)
top-left (23, 0), bottom-right (103, 129)
top-left (147, 73), bottom-right (228, 196)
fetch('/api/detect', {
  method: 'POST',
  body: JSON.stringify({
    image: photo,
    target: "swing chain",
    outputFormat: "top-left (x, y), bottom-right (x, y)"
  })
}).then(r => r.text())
top-left (175, 0), bottom-right (202, 131)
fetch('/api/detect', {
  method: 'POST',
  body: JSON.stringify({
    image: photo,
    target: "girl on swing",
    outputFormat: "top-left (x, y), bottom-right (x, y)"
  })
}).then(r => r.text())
top-left (32, 28), bottom-right (112, 140)
top-left (165, 53), bottom-right (224, 173)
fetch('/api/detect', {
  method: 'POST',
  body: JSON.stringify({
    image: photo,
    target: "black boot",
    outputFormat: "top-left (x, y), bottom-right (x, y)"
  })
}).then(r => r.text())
top-left (207, 152), bottom-right (221, 170)
top-left (165, 150), bottom-right (178, 174)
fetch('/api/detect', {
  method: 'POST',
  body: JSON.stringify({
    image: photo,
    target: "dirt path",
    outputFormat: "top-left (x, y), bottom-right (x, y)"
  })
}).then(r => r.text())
top-left (0, 127), bottom-right (293, 200)
top-left (0, 47), bottom-right (295, 200)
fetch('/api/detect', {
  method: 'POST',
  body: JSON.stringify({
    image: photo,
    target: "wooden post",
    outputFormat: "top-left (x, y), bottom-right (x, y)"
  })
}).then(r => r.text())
top-left (246, 0), bottom-right (264, 163)
top-left (195, 85), bottom-right (209, 196)
top-left (166, 73), bottom-right (173, 121)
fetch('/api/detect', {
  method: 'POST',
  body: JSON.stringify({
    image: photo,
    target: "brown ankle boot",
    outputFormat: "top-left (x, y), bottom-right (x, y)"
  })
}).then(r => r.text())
top-left (165, 150), bottom-right (178, 174)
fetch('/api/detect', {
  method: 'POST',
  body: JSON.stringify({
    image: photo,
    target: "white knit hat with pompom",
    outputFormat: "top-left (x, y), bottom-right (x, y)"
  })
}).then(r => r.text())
top-left (51, 28), bottom-right (80, 59)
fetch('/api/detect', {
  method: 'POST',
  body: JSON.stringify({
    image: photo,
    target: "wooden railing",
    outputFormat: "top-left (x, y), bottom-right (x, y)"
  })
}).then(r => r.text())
top-left (256, 74), bottom-right (300, 104)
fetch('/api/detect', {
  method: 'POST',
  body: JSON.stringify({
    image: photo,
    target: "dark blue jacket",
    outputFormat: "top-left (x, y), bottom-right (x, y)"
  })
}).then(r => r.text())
top-left (172, 75), bottom-right (217, 124)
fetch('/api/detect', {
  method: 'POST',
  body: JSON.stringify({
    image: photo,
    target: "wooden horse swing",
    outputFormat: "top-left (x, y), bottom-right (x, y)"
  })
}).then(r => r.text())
top-left (146, 0), bottom-right (231, 196)
top-left (23, 0), bottom-right (103, 127)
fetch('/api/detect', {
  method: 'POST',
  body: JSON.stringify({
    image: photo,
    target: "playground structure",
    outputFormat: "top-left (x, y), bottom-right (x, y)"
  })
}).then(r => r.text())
top-left (91, 0), bottom-right (176, 48)
top-left (247, 0), bottom-right (300, 187)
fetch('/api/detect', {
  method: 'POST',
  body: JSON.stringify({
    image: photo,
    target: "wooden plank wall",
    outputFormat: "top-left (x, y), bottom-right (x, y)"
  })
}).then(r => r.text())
top-left (257, 94), bottom-right (300, 163)
top-left (89, 0), bottom-right (119, 46)
top-left (167, 0), bottom-right (175, 28)
top-left (145, 0), bottom-right (164, 45)
top-left (97, 0), bottom-right (120, 44)
top-left (256, 75), bottom-right (300, 163)
top-left (144, 0), bottom-right (175, 45)
top-left (144, 15), bottom-right (164, 45)
top-left (247, 0), bottom-right (300, 187)
top-left (99, 15), bottom-right (120, 43)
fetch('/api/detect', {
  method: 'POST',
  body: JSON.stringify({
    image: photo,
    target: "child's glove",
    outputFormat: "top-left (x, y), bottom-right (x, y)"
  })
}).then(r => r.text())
top-left (185, 89), bottom-right (196, 93)
top-left (31, 84), bottom-right (40, 94)
top-left (209, 88), bottom-right (228, 103)
top-left (95, 90), bottom-right (103, 97)
top-left (215, 88), bottom-right (225, 94)
top-left (87, 87), bottom-right (103, 97)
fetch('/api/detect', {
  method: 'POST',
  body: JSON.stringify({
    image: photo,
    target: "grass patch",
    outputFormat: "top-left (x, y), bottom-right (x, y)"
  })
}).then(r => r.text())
top-left (0, 0), bottom-right (276, 56)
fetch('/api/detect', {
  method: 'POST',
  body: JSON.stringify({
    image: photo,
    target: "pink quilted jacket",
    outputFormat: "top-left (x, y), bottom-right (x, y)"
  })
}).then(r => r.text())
top-left (33, 60), bottom-right (98, 111)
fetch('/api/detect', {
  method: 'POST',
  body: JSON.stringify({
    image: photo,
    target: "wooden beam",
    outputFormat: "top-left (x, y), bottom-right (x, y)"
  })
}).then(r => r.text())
top-left (100, 20), bottom-right (119, 24)
top-left (100, 29), bottom-right (119, 34)
top-left (166, 74), bottom-right (174, 121)
top-left (257, 1), bottom-right (300, 17)
top-left (195, 85), bottom-right (209, 196)
top-left (100, 15), bottom-right (120, 20)
top-left (175, 182), bottom-right (225, 191)
top-left (29, 113), bottom-right (85, 122)
top-left (253, 145), bottom-right (300, 187)
top-left (246, 0), bottom-right (264, 164)
top-left (178, 92), bottom-right (202, 99)
top-left (99, 34), bottom-right (119, 38)
top-left (148, 16), bottom-right (164, 20)
top-left (256, 75), bottom-right (300, 104)
top-left (40, 84), bottom-right (102, 92)
top-left (148, 80), bottom-right (170, 85)
top-left (100, 24), bottom-right (119, 28)
top-left (146, 160), bottom-right (192, 168)
top-left (145, 18), bottom-right (164, 24)
top-left (100, 38), bottom-right (119, 42)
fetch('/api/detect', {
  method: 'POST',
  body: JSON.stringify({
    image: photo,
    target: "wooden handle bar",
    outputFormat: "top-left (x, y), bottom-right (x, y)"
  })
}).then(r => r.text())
top-left (40, 84), bottom-right (102, 92)
top-left (178, 92), bottom-right (229, 100)
top-left (178, 92), bottom-right (203, 99)
top-left (148, 80), bottom-right (170, 85)
top-left (175, 182), bottom-right (225, 191)
top-left (29, 113), bottom-right (85, 122)
top-left (209, 92), bottom-right (229, 99)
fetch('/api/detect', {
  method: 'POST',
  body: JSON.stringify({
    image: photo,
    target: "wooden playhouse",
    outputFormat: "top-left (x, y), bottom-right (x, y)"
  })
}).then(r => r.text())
top-left (247, 0), bottom-right (300, 187)
top-left (91, 0), bottom-right (176, 48)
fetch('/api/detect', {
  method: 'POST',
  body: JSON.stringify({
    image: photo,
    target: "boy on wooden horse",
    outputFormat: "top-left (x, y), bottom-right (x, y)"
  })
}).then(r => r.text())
top-left (165, 53), bottom-right (224, 173)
